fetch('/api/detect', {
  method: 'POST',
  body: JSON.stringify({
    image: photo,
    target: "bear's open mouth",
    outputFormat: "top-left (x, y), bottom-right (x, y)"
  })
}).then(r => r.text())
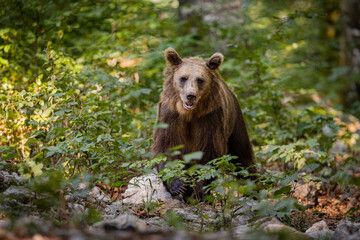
top-left (183, 101), bottom-right (195, 110)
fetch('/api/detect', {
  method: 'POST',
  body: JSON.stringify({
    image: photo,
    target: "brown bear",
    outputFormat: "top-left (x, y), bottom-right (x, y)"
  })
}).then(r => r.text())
top-left (152, 48), bottom-right (254, 201)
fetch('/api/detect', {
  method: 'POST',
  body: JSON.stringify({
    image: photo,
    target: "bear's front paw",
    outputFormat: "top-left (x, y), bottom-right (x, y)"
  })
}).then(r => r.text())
top-left (168, 178), bottom-right (186, 196)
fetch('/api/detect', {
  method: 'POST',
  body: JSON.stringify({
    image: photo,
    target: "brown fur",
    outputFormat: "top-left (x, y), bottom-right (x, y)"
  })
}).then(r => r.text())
top-left (152, 48), bottom-right (254, 200)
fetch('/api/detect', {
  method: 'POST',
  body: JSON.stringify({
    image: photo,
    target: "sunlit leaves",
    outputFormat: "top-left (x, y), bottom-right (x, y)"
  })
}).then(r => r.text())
top-left (260, 138), bottom-right (328, 170)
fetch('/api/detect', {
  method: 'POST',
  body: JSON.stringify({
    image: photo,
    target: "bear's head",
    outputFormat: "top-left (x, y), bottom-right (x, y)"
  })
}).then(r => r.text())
top-left (164, 48), bottom-right (224, 113)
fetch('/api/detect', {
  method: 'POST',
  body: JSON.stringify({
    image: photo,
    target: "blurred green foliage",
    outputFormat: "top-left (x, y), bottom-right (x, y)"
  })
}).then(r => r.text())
top-left (0, 0), bottom-right (359, 225)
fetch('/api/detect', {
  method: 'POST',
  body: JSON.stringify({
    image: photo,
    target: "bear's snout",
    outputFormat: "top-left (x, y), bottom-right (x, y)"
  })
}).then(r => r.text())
top-left (186, 94), bottom-right (197, 101)
top-left (182, 93), bottom-right (197, 110)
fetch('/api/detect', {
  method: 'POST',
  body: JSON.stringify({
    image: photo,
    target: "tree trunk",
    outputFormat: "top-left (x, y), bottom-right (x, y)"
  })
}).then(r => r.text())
top-left (340, 0), bottom-right (360, 110)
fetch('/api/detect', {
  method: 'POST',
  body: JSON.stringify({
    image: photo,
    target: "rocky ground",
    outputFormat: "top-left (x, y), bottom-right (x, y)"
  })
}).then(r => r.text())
top-left (0, 171), bottom-right (359, 240)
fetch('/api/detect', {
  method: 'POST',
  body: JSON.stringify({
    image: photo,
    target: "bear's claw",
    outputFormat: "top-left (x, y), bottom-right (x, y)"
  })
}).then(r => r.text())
top-left (168, 178), bottom-right (186, 196)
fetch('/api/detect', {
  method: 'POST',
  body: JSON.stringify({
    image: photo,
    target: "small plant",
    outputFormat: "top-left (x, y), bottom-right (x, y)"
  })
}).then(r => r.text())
top-left (142, 178), bottom-right (162, 218)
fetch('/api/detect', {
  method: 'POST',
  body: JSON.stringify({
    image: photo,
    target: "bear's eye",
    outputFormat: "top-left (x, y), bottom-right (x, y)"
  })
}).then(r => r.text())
top-left (197, 78), bottom-right (205, 85)
top-left (180, 77), bottom-right (188, 83)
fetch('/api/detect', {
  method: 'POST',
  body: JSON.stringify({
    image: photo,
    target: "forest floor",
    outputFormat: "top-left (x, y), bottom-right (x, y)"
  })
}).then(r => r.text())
top-left (290, 183), bottom-right (360, 231)
top-left (0, 170), bottom-right (359, 240)
top-left (98, 181), bottom-right (359, 231)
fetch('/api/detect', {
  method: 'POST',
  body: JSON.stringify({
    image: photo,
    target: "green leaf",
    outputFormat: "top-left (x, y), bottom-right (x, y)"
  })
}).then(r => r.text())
top-left (183, 151), bottom-right (203, 163)
top-left (46, 146), bottom-right (63, 157)
top-left (67, 102), bottom-right (78, 106)
top-left (122, 162), bottom-right (130, 168)
top-left (296, 122), bottom-right (311, 134)
top-left (279, 171), bottom-right (298, 186)
top-left (54, 110), bottom-right (66, 116)
top-left (328, 66), bottom-right (349, 81)
top-left (283, 144), bottom-right (294, 152)
top-left (28, 120), bottom-right (38, 126)
top-left (4, 45), bottom-right (10, 53)
top-left (306, 139), bottom-right (319, 148)
top-left (296, 158), bottom-right (306, 170)
top-left (80, 143), bottom-right (95, 152)
top-left (169, 145), bottom-right (184, 151)
top-left (42, 107), bottom-right (53, 118)
top-left (262, 145), bottom-right (279, 153)
top-left (32, 162), bottom-right (43, 176)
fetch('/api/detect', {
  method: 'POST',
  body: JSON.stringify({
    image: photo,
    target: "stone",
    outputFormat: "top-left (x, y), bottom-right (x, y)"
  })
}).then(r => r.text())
top-left (254, 216), bottom-right (283, 228)
top-left (2, 186), bottom-right (33, 205)
top-left (232, 202), bottom-right (255, 226)
top-left (0, 171), bottom-right (26, 191)
top-left (264, 223), bottom-right (311, 239)
top-left (68, 203), bottom-right (85, 214)
top-left (143, 216), bottom-right (168, 232)
top-left (306, 230), bottom-right (334, 240)
top-left (64, 194), bottom-right (74, 202)
top-left (159, 199), bottom-right (185, 215)
top-left (331, 220), bottom-right (360, 240)
top-left (77, 182), bottom-right (90, 190)
top-left (232, 225), bottom-right (250, 238)
top-left (292, 182), bottom-right (320, 199)
top-left (305, 220), bottom-right (334, 240)
top-left (122, 174), bottom-right (171, 205)
top-left (163, 206), bottom-right (220, 231)
top-left (93, 214), bottom-right (148, 232)
top-left (101, 201), bottom-right (128, 220)
top-left (306, 220), bottom-right (330, 232)
top-left (89, 186), bottom-right (110, 202)
top-left (171, 208), bottom-right (202, 223)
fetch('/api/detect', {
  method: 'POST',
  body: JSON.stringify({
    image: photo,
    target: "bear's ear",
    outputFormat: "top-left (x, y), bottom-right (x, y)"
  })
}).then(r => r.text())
top-left (206, 53), bottom-right (224, 70)
top-left (165, 48), bottom-right (182, 66)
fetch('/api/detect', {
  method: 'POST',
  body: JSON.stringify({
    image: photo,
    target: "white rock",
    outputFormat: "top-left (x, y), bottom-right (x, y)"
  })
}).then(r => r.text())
top-left (89, 186), bottom-right (110, 202)
top-left (264, 223), bottom-right (293, 233)
top-left (68, 203), bottom-right (85, 214)
top-left (306, 230), bottom-right (334, 240)
top-left (306, 220), bottom-right (330, 232)
top-left (255, 216), bottom-right (283, 228)
top-left (77, 182), bottom-right (90, 190)
top-left (305, 220), bottom-right (334, 240)
top-left (122, 174), bottom-right (171, 205)
top-left (264, 223), bottom-right (309, 239)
